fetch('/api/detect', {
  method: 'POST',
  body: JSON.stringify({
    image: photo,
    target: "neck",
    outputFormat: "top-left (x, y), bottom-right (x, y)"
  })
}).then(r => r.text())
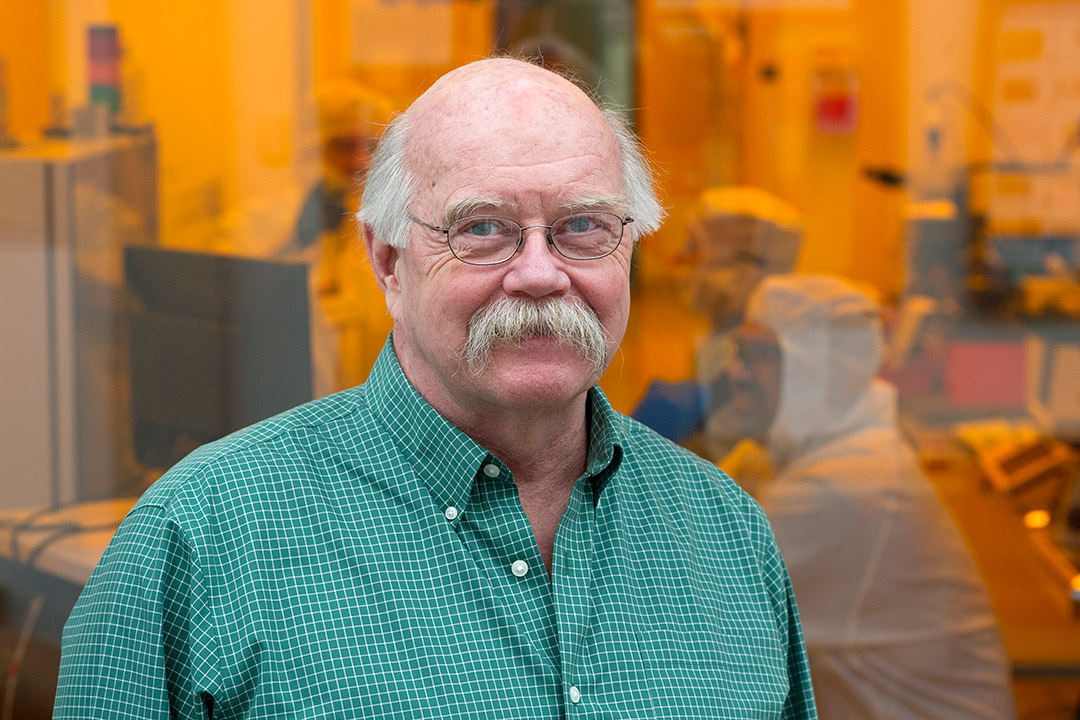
top-left (469, 403), bottom-right (589, 483)
top-left (390, 335), bottom-right (599, 571)
top-left (394, 337), bottom-right (595, 486)
top-left (433, 388), bottom-right (592, 576)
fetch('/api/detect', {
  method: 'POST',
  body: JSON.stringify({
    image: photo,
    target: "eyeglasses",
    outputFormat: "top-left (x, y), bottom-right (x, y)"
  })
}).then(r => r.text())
top-left (736, 338), bottom-right (781, 367)
top-left (410, 212), bottom-right (633, 266)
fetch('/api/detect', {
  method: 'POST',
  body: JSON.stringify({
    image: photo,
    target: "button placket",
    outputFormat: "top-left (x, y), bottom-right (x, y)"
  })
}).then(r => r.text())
top-left (551, 476), bottom-right (595, 712)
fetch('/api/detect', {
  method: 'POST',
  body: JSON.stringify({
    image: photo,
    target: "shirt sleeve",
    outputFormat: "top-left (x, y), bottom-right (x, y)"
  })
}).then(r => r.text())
top-left (53, 504), bottom-right (216, 720)
top-left (778, 569), bottom-right (819, 720)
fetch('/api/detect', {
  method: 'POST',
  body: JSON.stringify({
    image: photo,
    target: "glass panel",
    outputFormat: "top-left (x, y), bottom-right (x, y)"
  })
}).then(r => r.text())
top-left (2, 1), bottom-right (1079, 716)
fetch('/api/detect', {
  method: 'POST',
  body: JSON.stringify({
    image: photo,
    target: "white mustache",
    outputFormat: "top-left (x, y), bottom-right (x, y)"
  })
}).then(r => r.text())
top-left (460, 297), bottom-right (609, 376)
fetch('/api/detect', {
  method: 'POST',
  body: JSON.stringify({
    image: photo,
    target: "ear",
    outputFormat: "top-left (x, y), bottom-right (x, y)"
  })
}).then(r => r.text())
top-left (364, 222), bottom-right (402, 319)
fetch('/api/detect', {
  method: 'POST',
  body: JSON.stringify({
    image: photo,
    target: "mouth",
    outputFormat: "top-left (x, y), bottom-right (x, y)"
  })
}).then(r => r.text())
top-left (493, 332), bottom-right (570, 354)
top-left (729, 384), bottom-right (762, 411)
top-left (517, 331), bottom-right (557, 342)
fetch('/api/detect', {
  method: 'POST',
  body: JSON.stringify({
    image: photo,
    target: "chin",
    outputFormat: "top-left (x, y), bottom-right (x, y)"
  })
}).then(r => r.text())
top-left (482, 353), bottom-right (601, 408)
top-left (709, 407), bottom-right (768, 441)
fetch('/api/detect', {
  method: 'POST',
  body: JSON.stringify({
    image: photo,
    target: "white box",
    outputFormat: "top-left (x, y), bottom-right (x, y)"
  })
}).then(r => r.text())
top-left (0, 134), bottom-right (156, 507)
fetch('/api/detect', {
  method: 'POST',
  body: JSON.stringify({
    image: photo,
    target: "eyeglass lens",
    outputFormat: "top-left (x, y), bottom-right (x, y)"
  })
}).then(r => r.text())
top-left (448, 212), bottom-right (624, 264)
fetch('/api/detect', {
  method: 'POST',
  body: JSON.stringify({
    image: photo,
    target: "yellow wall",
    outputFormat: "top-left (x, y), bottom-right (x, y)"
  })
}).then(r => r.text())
top-left (748, 10), bottom-right (862, 279)
top-left (14, 0), bottom-right (1044, 303)
top-left (849, 0), bottom-right (909, 298)
top-left (2, 2), bottom-right (235, 247)
top-left (637, 1), bottom-right (909, 299)
top-left (0, 1), bottom-right (50, 138)
top-left (319, 0), bottom-right (495, 106)
top-left (5, 1), bottom-right (497, 254)
top-left (108, 0), bottom-right (232, 248)
top-left (637, 2), bottom-right (736, 276)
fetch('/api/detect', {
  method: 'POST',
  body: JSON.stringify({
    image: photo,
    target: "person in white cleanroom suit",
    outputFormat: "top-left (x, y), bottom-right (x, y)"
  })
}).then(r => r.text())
top-left (715, 274), bottom-right (1017, 719)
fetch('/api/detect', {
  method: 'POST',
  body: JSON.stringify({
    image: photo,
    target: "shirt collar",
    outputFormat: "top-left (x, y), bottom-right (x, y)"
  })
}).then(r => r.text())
top-left (584, 384), bottom-right (625, 498)
top-left (367, 335), bottom-right (625, 512)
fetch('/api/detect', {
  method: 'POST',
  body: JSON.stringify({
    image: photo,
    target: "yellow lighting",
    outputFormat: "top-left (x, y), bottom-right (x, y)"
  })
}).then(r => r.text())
top-left (1024, 510), bottom-right (1052, 529)
top-left (1071, 575), bottom-right (1080, 594)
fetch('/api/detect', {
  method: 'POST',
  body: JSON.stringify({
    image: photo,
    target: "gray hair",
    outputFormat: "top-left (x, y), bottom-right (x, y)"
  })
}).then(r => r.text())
top-left (358, 94), bottom-right (664, 250)
top-left (459, 296), bottom-right (610, 376)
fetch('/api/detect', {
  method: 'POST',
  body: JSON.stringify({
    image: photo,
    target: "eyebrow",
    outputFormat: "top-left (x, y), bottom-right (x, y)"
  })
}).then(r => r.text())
top-left (562, 194), bottom-right (629, 215)
top-left (439, 193), bottom-right (631, 228)
top-left (441, 198), bottom-right (505, 227)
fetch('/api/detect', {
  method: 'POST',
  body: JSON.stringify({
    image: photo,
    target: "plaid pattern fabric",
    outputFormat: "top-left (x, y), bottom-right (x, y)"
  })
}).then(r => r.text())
top-left (55, 337), bottom-right (816, 719)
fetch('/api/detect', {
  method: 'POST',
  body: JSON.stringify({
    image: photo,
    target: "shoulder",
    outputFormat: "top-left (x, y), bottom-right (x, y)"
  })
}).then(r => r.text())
top-left (618, 413), bottom-right (747, 492)
top-left (134, 384), bottom-right (379, 522)
top-left (615, 412), bottom-right (775, 542)
top-left (613, 413), bottom-right (798, 623)
top-left (775, 424), bottom-right (921, 494)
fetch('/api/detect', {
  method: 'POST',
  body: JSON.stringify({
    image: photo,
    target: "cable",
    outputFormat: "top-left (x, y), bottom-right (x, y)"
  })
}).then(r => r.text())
top-left (4, 465), bottom-right (154, 561)
top-left (6, 506), bottom-right (131, 566)
top-left (23, 522), bottom-right (125, 570)
top-left (6, 507), bottom-right (71, 561)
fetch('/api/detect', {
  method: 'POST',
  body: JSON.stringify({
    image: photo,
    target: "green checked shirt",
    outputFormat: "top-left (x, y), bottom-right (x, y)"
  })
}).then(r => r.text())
top-left (56, 338), bottom-right (816, 719)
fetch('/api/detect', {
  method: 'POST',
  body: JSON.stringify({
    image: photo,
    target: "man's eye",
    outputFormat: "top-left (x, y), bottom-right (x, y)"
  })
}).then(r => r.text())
top-left (465, 221), bottom-right (496, 237)
top-left (566, 216), bottom-right (597, 233)
top-left (458, 218), bottom-right (512, 238)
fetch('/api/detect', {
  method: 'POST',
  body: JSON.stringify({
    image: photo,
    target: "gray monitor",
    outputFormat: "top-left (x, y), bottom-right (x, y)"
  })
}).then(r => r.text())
top-left (124, 245), bottom-right (312, 470)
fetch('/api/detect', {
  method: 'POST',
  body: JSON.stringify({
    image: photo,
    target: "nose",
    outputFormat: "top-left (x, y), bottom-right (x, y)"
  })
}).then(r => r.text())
top-left (501, 227), bottom-right (572, 298)
top-left (728, 349), bottom-right (755, 383)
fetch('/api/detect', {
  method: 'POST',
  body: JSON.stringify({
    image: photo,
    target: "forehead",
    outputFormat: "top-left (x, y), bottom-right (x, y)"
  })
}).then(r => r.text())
top-left (406, 64), bottom-right (623, 212)
top-left (737, 321), bottom-right (780, 349)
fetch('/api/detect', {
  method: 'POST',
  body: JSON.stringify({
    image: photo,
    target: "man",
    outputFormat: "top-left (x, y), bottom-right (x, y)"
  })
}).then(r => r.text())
top-left (630, 186), bottom-right (801, 449)
top-left (688, 186), bottom-right (801, 460)
top-left (287, 80), bottom-right (397, 394)
top-left (54, 58), bottom-right (816, 719)
top-left (715, 274), bottom-right (1016, 719)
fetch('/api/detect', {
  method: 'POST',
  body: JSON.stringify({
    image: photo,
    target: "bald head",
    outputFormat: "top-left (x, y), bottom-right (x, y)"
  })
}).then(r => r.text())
top-left (409, 59), bottom-right (615, 185)
top-left (359, 58), bottom-right (663, 249)
top-left (415, 57), bottom-right (593, 111)
top-left (409, 58), bottom-right (605, 142)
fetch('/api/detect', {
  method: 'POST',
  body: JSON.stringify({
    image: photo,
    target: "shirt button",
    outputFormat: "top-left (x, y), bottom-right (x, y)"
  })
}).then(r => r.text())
top-left (568, 685), bottom-right (582, 704)
top-left (482, 463), bottom-right (500, 478)
top-left (443, 506), bottom-right (459, 521)
top-left (511, 559), bottom-right (529, 578)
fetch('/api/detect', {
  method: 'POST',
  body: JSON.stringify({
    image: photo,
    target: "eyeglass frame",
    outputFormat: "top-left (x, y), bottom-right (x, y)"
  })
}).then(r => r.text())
top-left (408, 212), bottom-right (635, 266)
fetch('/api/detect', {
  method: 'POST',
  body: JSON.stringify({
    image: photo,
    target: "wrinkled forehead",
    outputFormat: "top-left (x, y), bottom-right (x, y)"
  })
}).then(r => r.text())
top-left (737, 321), bottom-right (781, 348)
top-left (406, 61), bottom-right (620, 184)
top-left (735, 321), bottom-right (782, 366)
